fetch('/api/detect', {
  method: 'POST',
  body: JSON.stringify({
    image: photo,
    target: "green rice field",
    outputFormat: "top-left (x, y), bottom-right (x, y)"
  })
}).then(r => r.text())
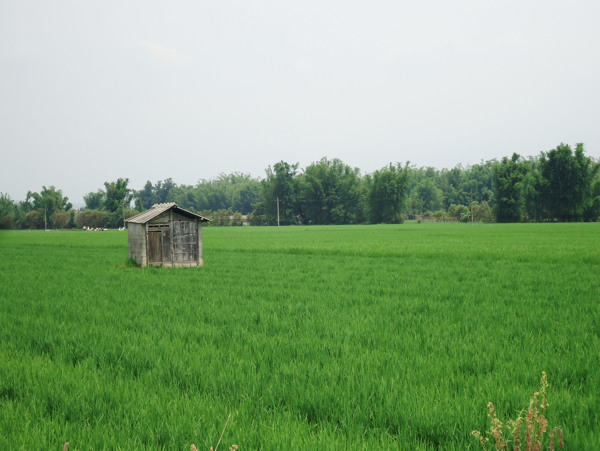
top-left (0, 224), bottom-right (599, 449)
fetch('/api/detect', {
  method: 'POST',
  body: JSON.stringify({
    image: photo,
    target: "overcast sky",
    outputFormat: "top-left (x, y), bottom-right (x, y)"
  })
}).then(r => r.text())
top-left (1, 0), bottom-right (599, 205)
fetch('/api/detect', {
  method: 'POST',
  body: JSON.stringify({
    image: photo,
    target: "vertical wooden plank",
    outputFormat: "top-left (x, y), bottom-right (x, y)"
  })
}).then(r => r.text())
top-left (197, 219), bottom-right (203, 266)
top-left (173, 220), bottom-right (181, 264)
top-left (170, 211), bottom-right (175, 266)
top-left (192, 220), bottom-right (196, 265)
top-left (145, 222), bottom-right (149, 267)
top-left (162, 227), bottom-right (172, 265)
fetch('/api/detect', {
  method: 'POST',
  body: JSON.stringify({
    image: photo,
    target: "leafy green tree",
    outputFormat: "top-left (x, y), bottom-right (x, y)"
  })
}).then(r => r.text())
top-left (84, 190), bottom-right (106, 210)
top-left (154, 178), bottom-right (176, 204)
top-left (24, 186), bottom-right (72, 229)
top-left (233, 178), bottom-right (260, 214)
top-left (493, 153), bottom-right (525, 222)
top-left (0, 193), bottom-right (15, 215)
top-left (231, 211), bottom-right (244, 226)
top-left (435, 162), bottom-right (495, 212)
top-left (68, 209), bottom-right (77, 229)
top-left (414, 178), bottom-right (443, 214)
top-left (471, 201), bottom-right (494, 223)
top-left (169, 185), bottom-right (196, 211)
top-left (25, 210), bottom-right (43, 229)
top-left (433, 209), bottom-right (447, 222)
top-left (254, 161), bottom-right (299, 225)
top-left (0, 193), bottom-right (17, 229)
top-left (135, 178), bottom-right (179, 211)
top-left (406, 167), bottom-right (438, 216)
top-left (366, 163), bottom-right (410, 224)
top-left (205, 180), bottom-right (227, 211)
top-left (538, 143), bottom-right (595, 221)
top-left (461, 162), bottom-right (495, 207)
top-left (75, 209), bottom-right (110, 229)
top-left (212, 209), bottom-right (233, 226)
top-left (207, 173), bottom-right (260, 214)
top-left (104, 178), bottom-right (132, 212)
top-left (156, 174), bottom-right (259, 215)
top-left (52, 210), bottom-right (70, 229)
top-left (135, 181), bottom-right (155, 210)
top-left (246, 210), bottom-right (265, 226)
top-left (104, 178), bottom-right (133, 228)
top-left (440, 167), bottom-right (467, 208)
top-left (297, 158), bottom-right (361, 224)
top-left (519, 158), bottom-right (543, 222)
top-left (583, 167), bottom-right (600, 221)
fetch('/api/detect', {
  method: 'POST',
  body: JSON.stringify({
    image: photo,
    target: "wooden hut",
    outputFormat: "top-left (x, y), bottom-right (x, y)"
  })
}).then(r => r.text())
top-left (125, 203), bottom-right (210, 267)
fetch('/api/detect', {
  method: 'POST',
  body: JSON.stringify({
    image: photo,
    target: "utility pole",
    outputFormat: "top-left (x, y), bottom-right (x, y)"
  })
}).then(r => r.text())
top-left (276, 197), bottom-right (280, 227)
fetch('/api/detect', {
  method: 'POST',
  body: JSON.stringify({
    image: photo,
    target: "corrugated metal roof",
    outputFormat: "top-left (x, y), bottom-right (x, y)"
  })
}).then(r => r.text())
top-left (125, 203), bottom-right (210, 224)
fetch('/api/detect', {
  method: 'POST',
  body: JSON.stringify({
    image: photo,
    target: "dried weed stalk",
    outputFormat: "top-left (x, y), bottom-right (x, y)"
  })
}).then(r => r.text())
top-left (472, 372), bottom-right (564, 451)
top-left (191, 412), bottom-right (238, 451)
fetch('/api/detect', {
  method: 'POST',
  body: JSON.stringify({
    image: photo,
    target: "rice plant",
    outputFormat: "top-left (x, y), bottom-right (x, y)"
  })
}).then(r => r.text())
top-left (0, 224), bottom-right (598, 448)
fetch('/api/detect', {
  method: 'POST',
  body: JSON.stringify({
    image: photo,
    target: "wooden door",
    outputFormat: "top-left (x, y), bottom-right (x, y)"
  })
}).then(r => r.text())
top-left (148, 231), bottom-right (162, 264)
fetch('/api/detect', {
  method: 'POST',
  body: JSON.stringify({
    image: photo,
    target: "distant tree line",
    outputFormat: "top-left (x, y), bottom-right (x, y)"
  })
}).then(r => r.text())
top-left (0, 180), bottom-right (137, 230)
top-left (1, 143), bottom-right (599, 229)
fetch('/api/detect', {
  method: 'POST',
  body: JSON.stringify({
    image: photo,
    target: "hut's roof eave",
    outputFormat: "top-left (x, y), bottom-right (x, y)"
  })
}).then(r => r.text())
top-left (125, 203), bottom-right (210, 224)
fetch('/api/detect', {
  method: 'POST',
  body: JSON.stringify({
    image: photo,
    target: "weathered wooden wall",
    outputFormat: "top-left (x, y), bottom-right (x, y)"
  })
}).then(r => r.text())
top-left (127, 223), bottom-right (147, 266)
top-left (173, 219), bottom-right (198, 266)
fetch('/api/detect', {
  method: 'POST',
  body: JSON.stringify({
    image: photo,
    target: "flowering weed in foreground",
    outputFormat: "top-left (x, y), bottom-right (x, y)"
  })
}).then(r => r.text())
top-left (472, 372), bottom-right (564, 450)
